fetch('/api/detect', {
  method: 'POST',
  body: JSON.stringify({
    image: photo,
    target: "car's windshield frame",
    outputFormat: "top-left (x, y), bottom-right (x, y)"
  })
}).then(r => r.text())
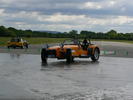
top-left (10, 38), bottom-right (22, 42)
top-left (62, 39), bottom-right (80, 45)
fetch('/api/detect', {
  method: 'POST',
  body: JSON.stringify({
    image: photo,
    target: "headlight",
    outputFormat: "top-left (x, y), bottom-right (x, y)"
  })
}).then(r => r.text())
top-left (72, 50), bottom-right (76, 53)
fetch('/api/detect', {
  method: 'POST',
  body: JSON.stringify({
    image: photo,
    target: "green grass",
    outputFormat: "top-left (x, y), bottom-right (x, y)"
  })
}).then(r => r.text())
top-left (23, 37), bottom-right (67, 44)
top-left (0, 37), bottom-right (67, 46)
top-left (0, 37), bottom-right (10, 46)
top-left (0, 37), bottom-right (133, 46)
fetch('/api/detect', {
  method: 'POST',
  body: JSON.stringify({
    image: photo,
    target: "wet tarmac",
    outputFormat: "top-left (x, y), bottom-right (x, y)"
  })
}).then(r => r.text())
top-left (0, 53), bottom-right (133, 100)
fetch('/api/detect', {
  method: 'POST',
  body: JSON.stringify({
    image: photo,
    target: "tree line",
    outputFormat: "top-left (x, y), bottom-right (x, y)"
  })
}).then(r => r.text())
top-left (0, 25), bottom-right (133, 40)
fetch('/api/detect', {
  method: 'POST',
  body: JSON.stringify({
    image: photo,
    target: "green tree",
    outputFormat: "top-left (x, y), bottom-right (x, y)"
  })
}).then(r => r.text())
top-left (80, 31), bottom-right (96, 39)
top-left (106, 30), bottom-right (117, 39)
top-left (25, 30), bottom-right (32, 37)
top-left (0, 26), bottom-right (11, 36)
top-left (69, 30), bottom-right (78, 38)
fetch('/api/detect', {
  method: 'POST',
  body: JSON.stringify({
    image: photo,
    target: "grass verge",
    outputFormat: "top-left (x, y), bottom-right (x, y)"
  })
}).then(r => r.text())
top-left (0, 37), bottom-right (67, 46)
top-left (0, 37), bottom-right (133, 46)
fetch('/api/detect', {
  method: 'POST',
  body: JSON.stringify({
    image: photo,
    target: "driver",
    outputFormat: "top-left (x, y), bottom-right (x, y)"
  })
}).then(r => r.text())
top-left (82, 38), bottom-right (88, 50)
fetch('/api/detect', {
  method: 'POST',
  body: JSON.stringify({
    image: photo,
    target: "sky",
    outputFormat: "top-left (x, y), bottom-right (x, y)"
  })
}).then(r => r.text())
top-left (0, 0), bottom-right (133, 33)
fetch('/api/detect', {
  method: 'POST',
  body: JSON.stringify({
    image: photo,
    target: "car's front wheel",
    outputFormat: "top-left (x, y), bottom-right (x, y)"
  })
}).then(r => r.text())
top-left (13, 46), bottom-right (16, 49)
top-left (20, 46), bottom-right (24, 49)
top-left (25, 44), bottom-right (28, 49)
top-left (41, 48), bottom-right (47, 63)
top-left (7, 46), bottom-right (10, 49)
top-left (91, 48), bottom-right (100, 62)
top-left (66, 49), bottom-right (74, 63)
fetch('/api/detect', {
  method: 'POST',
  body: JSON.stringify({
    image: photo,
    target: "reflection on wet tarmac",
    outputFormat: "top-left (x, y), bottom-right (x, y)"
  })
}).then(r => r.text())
top-left (10, 53), bottom-right (20, 59)
top-left (41, 60), bottom-right (100, 71)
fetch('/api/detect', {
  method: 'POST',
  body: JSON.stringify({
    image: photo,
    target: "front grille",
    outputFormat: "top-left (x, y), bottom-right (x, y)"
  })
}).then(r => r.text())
top-left (60, 51), bottom-right (65, 56)
top-left (47, 50), bottom-right (56, 55)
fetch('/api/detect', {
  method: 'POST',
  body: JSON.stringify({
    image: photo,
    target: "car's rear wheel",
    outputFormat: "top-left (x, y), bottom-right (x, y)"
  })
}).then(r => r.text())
top-left (13, 46), bottom-right (16, 49)
top-left (21, 46), bottom-right (23, 49)
top-left (41, 48), bottom-right (47, 63)
top-left (66, 49), bottom-right (74, 63)
top-left (91, 48), bottom-right (99, 62)
top-left (25, 44), bottom-right (28, 49)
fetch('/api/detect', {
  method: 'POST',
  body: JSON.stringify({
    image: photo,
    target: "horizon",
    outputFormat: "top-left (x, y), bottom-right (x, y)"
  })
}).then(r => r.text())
top-left (2, 25), bottom-right (133, 34)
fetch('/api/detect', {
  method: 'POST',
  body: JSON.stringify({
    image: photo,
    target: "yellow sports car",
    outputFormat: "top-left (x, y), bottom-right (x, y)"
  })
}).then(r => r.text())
top-left (7, 37), bottom-right (29, 49)
top-left (41, 39), bottom-right (100, 63)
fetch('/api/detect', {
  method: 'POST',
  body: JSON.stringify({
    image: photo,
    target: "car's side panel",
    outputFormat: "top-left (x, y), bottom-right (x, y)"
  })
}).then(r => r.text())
top-left (7, 38), bottom-right (29, 48)
top-left (7, 42), bottom-right (23, 47)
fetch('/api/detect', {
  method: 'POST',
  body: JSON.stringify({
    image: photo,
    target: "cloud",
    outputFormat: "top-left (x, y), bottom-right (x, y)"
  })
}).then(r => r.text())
top-left (0, 9), bottom-right (5, 14)
top-left (82, 2), bottom-right (103, 9)
top-left (0, 0), bottom-right (133, 32)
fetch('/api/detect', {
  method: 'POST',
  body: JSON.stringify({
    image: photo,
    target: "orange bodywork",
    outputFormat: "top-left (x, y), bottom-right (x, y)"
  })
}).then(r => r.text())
top-left (7, 41), bottom-right (24, 47)
top-left (47, 44), bottom-right (99, 59)
top-left (7, 38), bottom-right (29, 48)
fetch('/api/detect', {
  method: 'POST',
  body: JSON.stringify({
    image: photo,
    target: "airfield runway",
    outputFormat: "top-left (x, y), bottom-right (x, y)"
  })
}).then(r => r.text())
top-left (0, 53), bottom-right (133, 100)
top-left (0, 41), bottom-right (133, 100)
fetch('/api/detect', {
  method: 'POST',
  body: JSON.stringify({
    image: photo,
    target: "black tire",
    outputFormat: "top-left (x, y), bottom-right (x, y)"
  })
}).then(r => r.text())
top-left (21, 46), bottom-right (23, 49)
top-left (41, 48), bottom-right (47, 63)
top-left (91, 48), bottom-right (100, 62)
top-left (66, 49), bottom-right (74, 63)
top-left (7, 46), bottom-right (10, 49)
top-left (25, 44), bottom-right (28, 49)
top-left (13, 46), bottom-right (16, 49)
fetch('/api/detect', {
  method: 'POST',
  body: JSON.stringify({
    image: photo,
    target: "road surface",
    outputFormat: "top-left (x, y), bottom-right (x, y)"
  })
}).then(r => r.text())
top-left (0, 53), bottom-right (133, 100)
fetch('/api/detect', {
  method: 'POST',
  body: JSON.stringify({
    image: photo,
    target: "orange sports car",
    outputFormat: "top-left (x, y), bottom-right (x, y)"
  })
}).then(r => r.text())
top-left (41, 39), bottom-right (100, 63)
top-left (7, 37), bottom-right (29, 49)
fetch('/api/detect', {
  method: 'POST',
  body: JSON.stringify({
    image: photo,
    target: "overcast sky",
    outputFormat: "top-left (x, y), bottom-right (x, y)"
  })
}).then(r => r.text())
top-left (0, 0), bottom-right (133, 33)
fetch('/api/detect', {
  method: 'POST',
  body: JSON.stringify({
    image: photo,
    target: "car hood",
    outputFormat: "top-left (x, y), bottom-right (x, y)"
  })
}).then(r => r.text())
top-left (48, 45), bottom-right (79, 50)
